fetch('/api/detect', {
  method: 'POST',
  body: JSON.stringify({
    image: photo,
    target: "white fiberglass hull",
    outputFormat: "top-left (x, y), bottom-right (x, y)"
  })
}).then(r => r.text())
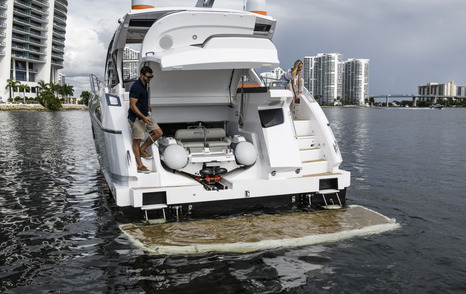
top-left (89, 87), bottom-right (350, 214)
top-left (88, 5), bottom-right (350, 217)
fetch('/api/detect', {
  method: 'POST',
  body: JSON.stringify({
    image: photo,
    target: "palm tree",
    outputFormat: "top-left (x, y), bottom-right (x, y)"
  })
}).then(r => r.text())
top-left (19, 84), bottom-right (30, 104)
top-left (57, 84), bottom-right (66, 102)
top-left (37, 80), bottom-right (49, 92)
top-left (5, 79), bottom-right (20, 101)
top-left (48, 82), bottom-right (60, 98)
top-left (57, 83), bottom-right (75, 104)
top-left (64, 84), bottom-right (74, 103)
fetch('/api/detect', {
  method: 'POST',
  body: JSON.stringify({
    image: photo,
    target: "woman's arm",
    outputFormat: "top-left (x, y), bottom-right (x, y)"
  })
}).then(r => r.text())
top-left (291, 81), bottom-right (298, 98)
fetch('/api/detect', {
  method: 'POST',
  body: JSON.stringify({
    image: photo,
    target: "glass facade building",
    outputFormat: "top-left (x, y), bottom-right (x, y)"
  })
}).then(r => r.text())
top-left (342, 58), bottom-right (369, 105)
top-left (304, 53), bottom-right (369, 106)
top-left (123, 47), bottom-right (140, 81)
top-left (303, 53), bottom-right (343, 106)
top-left (0, 0), bottom-right (68, 100)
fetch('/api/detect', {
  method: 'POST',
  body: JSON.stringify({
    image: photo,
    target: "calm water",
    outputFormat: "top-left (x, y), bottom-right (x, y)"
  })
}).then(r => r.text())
top-left (0, 108), bottom-right (465, 293)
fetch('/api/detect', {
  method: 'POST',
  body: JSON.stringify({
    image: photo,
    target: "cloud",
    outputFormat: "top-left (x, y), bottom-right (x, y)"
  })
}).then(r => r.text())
top-left (64, 0), bottom-right (240, 96)
top-left (63, 0), bottom-right (466, 97)
top-left (63, 0), bottom-right (129, 96)
top-left (270, 0), bottom-right (466, 94)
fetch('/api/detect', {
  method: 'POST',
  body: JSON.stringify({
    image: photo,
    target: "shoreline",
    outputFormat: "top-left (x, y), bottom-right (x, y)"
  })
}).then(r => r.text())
top-left (0, 103), bottom-right (88, 111)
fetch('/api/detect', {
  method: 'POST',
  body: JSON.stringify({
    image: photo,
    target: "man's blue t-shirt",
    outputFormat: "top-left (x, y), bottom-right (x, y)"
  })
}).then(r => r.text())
top-left (127, 78), bottom-right (149, 122)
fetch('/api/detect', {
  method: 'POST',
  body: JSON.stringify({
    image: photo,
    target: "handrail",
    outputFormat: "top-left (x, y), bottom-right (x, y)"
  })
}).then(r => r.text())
top-left (89, 74), bottom-right (104, 94)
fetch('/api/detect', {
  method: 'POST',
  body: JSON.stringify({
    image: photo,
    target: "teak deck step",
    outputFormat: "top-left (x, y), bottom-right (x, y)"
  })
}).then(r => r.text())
top-left (301, 159), bottom-right (326, 164)
top-left (301, 172), bottom-right (342, 178)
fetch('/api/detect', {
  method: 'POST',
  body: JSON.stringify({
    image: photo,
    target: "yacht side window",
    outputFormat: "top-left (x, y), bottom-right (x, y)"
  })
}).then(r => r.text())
top-left (258, 108), bottom-right (284, 128)
top-left (105, 53), bottom-right (119, 88)
top-left (104, 37), bottom-right (119, 89)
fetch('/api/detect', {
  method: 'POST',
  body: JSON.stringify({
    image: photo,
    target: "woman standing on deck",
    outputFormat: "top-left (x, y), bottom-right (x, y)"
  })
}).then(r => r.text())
top-left (284, 60), bottom-right (303, 104)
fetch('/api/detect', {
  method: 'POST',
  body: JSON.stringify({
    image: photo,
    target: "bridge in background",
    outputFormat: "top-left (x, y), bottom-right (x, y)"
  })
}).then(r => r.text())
top-left (369, 94), bottom-right (466, 106)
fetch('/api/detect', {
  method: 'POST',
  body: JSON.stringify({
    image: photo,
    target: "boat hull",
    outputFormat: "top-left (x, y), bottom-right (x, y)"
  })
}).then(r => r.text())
top-left (87, 6), bottom-right (351, 219)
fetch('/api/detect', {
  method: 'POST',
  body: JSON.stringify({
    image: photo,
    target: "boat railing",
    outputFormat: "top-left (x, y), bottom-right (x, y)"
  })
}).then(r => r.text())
top-left (301, 87), bottom-right (315, 103)
top-left (270, 80), bottom-right (289, 89)
top-left (89, 74), bottom-right (104, 94)
top-left (265, 77), bottom-right (307, 92)
top-left (260, 76), bottom-right (288, 89)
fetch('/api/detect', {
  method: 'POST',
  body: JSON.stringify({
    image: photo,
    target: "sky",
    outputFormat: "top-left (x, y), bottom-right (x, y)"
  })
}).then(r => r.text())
top-left (64, 0), bottom-right (466, 97)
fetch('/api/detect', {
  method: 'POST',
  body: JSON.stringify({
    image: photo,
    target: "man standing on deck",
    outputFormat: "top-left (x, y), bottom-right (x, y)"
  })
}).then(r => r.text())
top-left (128, 66), bottom-right (163, 173)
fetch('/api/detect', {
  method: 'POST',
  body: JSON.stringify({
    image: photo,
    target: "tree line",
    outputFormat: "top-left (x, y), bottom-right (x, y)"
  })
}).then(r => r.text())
top-left (4, 79), bottom-right (80, 111)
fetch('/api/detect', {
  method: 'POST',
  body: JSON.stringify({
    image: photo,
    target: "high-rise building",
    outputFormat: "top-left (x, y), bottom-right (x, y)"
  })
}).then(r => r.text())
top-left (311, 53), bottom-right (343, 105)
top-left (342, 58), bottom-right (369, 105)
top-left (58, 72), bottom-right (65, 85)
top-left (303, 53), bottom-right (369, 106)
top-left (303, 56), bottom-right (315, 94)
top-left (123, 47), bottom-right (140, 81)
top-left (0, 0), bottom-right (68, 101)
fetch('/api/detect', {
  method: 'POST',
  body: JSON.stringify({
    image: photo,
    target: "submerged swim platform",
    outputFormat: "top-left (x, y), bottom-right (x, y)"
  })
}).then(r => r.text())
top-left (120, 205), bottom-right (399, 255)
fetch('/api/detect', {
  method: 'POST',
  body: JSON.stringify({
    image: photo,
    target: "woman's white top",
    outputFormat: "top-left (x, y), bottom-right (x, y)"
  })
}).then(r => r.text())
top-left (284, 69), bottom-right (300, 82)
top-left (284, 69), bottom-right (293, 81)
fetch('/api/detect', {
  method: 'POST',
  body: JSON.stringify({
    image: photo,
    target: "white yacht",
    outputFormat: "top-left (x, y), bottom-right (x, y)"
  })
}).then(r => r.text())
top-left (89, 0), bottom-right (350, 220)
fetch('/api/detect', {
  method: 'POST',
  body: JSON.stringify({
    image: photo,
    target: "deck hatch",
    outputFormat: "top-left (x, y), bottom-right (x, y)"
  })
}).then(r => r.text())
top-left (143, 192), bottom-right (167, 206)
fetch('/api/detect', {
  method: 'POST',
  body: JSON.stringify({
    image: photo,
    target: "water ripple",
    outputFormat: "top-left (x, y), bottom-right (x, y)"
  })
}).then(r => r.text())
top-left (1, 109), bottom-right (466, 293)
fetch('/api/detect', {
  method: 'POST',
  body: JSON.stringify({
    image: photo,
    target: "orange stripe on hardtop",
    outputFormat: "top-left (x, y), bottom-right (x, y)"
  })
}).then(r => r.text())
top-left (132, 5), bottom-right (154, 9)
top-left (251, 10), bottom-right (267, 16)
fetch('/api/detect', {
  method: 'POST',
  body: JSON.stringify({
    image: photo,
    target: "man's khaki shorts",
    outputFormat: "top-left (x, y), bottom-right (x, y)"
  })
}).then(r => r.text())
top-left (128, 115), bottom-right (160, 140)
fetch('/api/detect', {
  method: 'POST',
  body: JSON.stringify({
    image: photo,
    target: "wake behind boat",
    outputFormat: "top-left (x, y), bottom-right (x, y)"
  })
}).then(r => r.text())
top-left (88, 0), bottom-right (350, 221)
